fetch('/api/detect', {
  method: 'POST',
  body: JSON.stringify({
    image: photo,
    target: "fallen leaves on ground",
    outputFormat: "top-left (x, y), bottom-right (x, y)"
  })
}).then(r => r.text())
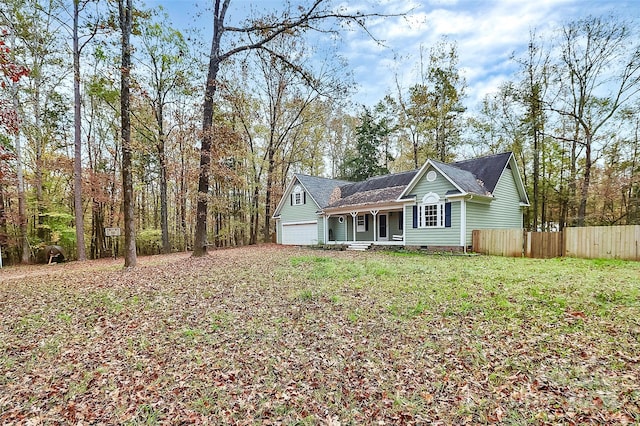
top-left (1, 246), bottom-right (639, 424)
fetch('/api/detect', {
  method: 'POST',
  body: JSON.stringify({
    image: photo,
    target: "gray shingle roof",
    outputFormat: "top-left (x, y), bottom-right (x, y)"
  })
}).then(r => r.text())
top-left (295, 174), bottom-right (351, 208)
top-left (326, 186), bottom-right (406, 209)
top-left (339, 170), bottom-right (418, 198)
top-left (431, 160), bottom-right (490, 195)
top-left (295, 152), bottom-right (514, 211)
top-left (450, 152), bottom-right (511, 194)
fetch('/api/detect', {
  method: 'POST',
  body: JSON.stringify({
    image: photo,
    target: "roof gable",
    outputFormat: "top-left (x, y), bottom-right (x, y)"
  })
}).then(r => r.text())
top-left (273, 174), bottom-right (351, 218)
top-left (399, 152), bottom-right (517, 200)
top-left (276, 152), bottom-right (528, 215)
top-left (450, 151), bottom-right (512, 194)
top-left (430, 161), bottom-right (489, 195)
top-left (295, 174), bottom-right (351, 208)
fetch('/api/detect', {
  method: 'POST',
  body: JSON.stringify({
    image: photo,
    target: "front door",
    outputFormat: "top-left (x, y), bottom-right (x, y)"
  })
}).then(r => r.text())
top-left (378, 214), bottom-right (388, 241)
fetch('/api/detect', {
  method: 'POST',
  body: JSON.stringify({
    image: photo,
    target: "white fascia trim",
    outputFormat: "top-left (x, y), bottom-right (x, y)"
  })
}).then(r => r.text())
top-left (444, 194), bottom-right (467, 201)
top-left (428, 163), bottom-right (467, 194)
top-left (397, 161), bottom-right (467, 201)
top-left (507, 153), bottom-right (531, 206)
top-left (467, 196), bottom-right (493, 204)
top-left (272, 177), bottom-right (298, 218)
top-left (324, 202), bottom-right (403, 216)
top-left (282, 220), bottom-right (318, 226)
top-left (444, 193), bottom-right (493, 204)
top-left (297, 183), bottom-right (322, 211)
top-left (396, 197), bottom-right (417, 206)
top-left (272, 175), bottom-right (323, 218)
top-left (397, 160), bottom-right (434, 200)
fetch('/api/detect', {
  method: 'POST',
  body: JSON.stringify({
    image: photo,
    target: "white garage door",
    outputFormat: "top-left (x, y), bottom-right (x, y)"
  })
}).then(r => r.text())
top-left (282, 222), bottom-right (318, 245)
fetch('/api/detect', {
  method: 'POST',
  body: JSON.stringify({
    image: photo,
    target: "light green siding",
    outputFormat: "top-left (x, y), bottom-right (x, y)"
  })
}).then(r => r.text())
top-left (404, 167), bottom-right (461, 246)
top-left (339, 214), bottom-right (374, 241)
top-left (325, 212), bottom-right (403, 242)
top-left (353, 214), bottom-right (374, 241)
top-left (386, 211), bottom-right (404, 238)
top-left (279, 195), bottom-right (319, 223)
top-left (276, 219), bottom-right (282, 244)
top-left (465, 167), bottom-right (524, 244)
top-left (405, 201), bottom-right (462, 246)
top-left (278, 178), bottom-right (321, 242)
top-left (327, 216), bottom-right (348, 241)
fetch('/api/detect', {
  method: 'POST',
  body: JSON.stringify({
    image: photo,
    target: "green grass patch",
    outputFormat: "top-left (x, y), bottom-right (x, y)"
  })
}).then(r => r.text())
top-left (2, 248), bottom-right (639, 424)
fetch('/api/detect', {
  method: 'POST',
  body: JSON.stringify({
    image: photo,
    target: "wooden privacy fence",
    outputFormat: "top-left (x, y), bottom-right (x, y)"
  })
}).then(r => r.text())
top-left (472, 225), bottom-right (640, 260)
top-left (526, 231), bottom-right (564, 259)
top-left (564, 225), bottom-right (640, 260)
top-left (471, 229), bottom-right (525, 257)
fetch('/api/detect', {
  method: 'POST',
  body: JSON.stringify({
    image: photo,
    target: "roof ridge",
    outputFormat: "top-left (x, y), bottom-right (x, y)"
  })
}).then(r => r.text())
top-left (452, 151), bottom-right (511, 165)
top-left (295, 173), bottom-right (352, 185)
top-left (295, 172), bottom-right (345, 179)
top-left (361, 168), bottom-right (419, 180)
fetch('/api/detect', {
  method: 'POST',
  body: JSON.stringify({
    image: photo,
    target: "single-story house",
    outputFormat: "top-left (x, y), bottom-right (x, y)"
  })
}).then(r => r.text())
top-left (272, 151), bottom-right (529, 250)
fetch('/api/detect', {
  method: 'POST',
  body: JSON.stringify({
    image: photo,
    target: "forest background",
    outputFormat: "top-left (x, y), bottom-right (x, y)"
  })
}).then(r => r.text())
top-left (0, 0), bottom-right (639, 265)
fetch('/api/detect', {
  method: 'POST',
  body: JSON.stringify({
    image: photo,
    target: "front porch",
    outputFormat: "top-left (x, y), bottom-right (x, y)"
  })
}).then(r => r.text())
top-left (322, 207), bottom-right (406, 246)
top-left (324, 240), bottom-right (405, 250)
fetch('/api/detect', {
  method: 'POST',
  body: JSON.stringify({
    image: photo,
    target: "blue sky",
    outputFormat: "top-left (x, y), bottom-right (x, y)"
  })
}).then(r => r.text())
top-left (150, 0), bottom-right (640, 110)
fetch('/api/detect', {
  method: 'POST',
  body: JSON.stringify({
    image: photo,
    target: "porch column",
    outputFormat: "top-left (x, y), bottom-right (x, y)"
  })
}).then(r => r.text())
top-left (324, 214), bottom-right (329, 244)
top-left (402, 205), bottom-right (407, 246)
top-left (460, 199), bottom-right (466, 252)
top-left (370, 210), bottom-right (379, 242)
top-left (350, 212), bottom-right (358, 242)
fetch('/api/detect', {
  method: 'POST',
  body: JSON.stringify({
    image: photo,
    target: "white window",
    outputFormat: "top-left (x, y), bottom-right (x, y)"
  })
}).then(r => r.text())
top-left (292, 185), bottom-right (304, 205)
top-left (356, 215), bottom-right (366, 232)
top-left (419, 192), bottom-right (445, 228)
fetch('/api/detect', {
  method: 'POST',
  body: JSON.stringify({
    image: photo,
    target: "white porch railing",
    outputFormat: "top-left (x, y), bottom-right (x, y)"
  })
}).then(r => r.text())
top-left (325, 240), bottom-right (404, 246)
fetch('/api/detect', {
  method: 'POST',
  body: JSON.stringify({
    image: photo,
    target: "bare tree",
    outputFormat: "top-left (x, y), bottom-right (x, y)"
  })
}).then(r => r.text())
top-left (135, 14), bottom-right (194, 254)
top-left (0, 28), bottom-right (30, 262)
top-left (71, 0), bottom-right (101, 261)
top-left (119, 0), bottom-right (136, 267)
top-left (553, 16), bottom-right (640, 226)
top-left (193, 0), bottom-right (396, 256)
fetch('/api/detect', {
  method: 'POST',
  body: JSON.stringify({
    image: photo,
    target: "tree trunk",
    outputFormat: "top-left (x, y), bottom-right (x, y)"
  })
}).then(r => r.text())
top-left (0, 184), bottom-right (6, 262)
top-left (179, 137), bottom-right (188, 250)
top-left (159, 144), bottom-right (169, 253)
top-left (73, 0), bottom-right (86, 261)
top-left (250, 184), bottom-right (259, 245)
top-left (156, 96), bottom-right (170, 254)
top-left (567, 123), bottom-right (579, 226)
top-left (12, 78), bottom-right (30, 263)
top-left (577, 135), bottom-right (592, 226)
top-left (119, 0), bottom-right (136, 267)
top-left (193, 0), bottom-right (225, 257)
top-left (91, 200), bottom-right (106, 259)
top-left (34, 83), bottom-right (44, 218)
top-left (193, 58), bottom-right (219, 256)
top-left (263, 148), bottom-right (275, 243)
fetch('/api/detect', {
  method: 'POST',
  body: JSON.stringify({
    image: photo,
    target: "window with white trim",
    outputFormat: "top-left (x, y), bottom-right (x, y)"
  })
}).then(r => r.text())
top-left (419, 192), bottom-right (445, 228)
top-left (292, 185), bottom-right (304, 205)
top-left (356, 215), bottom-right (366, 232)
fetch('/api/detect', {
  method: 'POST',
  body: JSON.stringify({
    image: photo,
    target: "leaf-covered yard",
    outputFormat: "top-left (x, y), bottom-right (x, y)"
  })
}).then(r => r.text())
top-left (1, 246), bottom-right (639, 424)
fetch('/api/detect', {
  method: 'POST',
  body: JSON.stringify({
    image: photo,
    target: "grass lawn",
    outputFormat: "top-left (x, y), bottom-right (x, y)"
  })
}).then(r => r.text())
top-left (1, 246), bottom-right (639, 424)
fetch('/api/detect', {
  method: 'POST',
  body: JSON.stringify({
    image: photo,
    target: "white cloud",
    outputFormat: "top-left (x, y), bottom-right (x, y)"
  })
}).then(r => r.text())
top-left (161, 0), bottom-right (640, 110)
top-left (338, 0), bottom-right (636, 108)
